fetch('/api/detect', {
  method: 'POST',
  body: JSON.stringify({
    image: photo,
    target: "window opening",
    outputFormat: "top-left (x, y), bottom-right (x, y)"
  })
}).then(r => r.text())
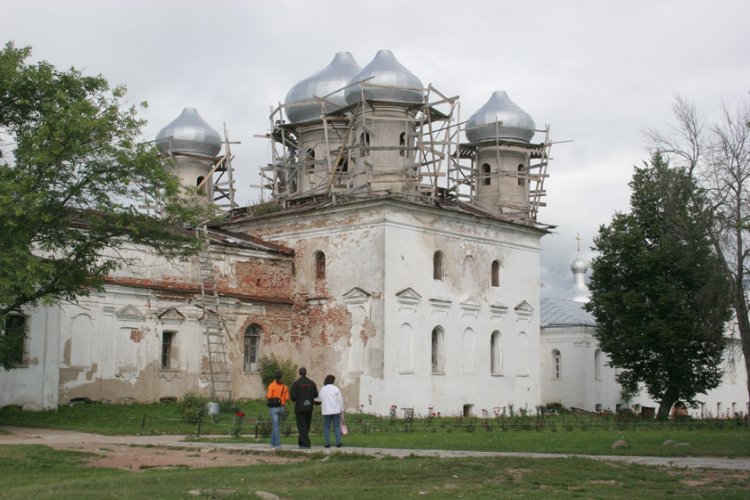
top-left (433, 251), bottom-right (444, 281)
top-left (490, 331), bottom-right (502, 374)
top-left (2, 313), bottom-right (26, 366)
top-left (161, 331), bottom-right (176, 369)
top-left (304, 148), bottom-right (315, 174)
top-left (399, 132), bottom-right (407, 157)
top-left (431, 327), bottom-right (444, 373)
top-left (552, 349), bottom-right (561, 380)
top-left (491, 260), bottom-right (500, 287)
top-left (482, 163), bottom-right (491, 185)
top-left (314, 251), bottom-right (326, 280)
top-left (359, 131), bottom-right (370, 156)
top-left (594, 349), bottom-right (602, 381)
top-left (517, 164), bottom-right (526, 187)
top-left (244, 324), bottom-right (261, 371)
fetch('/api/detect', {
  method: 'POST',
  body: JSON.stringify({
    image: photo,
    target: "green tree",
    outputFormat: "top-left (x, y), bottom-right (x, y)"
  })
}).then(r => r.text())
top-left (587, 153), bottom-right (732, 419)
top-left (0, 43), bottom-right (207, 368)
top-left (259, 354), bottom-right (297, 388)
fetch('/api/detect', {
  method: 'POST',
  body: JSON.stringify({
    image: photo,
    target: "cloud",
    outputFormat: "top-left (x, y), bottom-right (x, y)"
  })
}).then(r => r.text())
top-left (5, 0), bottom-right (749, 295)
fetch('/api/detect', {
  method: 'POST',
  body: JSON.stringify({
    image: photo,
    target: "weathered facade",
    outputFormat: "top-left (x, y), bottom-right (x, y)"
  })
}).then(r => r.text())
top-left (1, 231), bottom-right (295, 408)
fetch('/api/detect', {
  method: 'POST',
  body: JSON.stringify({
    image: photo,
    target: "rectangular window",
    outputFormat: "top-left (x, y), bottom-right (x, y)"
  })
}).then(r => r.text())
top-left (161, 331), bottom-right (176, 370)
top-left (244, 332), bottom-right (259, 371)
top-left (2, 314), bottom-right (27, 367)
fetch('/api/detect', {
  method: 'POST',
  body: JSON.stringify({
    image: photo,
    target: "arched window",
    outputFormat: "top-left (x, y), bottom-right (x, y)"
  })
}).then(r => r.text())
top-left (243, 324), bottom-right (261, 371)
top-left (482, 163), bottom-right (492, 185)
top-left (490, 331), bottom-right (502, 375)
top-left (491, 260), bottom-right (501, 287)
top-left (196, 175), bottom-right (206, 195)
top-left (552, 349), bottom-right (561, 380)
top-left (359, 131), bottom-right (370, 156)
top-left (304, 148), bottom-right (315, 173)
top-left (433, 251), bottom-right (445, 281)
top-left (517, 164), bottom-right (526, 187)
top-left (399, 132), bottom-right (406, 157)
top-left (431, 326), bottom-right (444, 373)
top-left (594, 349), bottom-right (602, 381)
top-left (314, 251), bottom-right (326, 280)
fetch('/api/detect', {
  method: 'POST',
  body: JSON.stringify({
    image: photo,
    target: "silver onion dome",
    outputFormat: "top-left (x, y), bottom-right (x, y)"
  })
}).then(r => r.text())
top-left (344, 49), bottom-right (424, 106)
top-left (465, 91), bottom-right (536, 143)
top-left (285, 52), bottom-right (361, 124)
top-left (155, 107), bottom-right (222, 157)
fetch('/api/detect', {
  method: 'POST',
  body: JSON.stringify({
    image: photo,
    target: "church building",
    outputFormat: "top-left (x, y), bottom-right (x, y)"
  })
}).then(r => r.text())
top-left (6, 49), bottom-right (742, 418)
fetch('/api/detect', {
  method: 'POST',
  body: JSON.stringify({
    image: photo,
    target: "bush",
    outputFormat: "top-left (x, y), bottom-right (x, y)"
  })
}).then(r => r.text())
top-left (178, 392), bottom-right (209, 422)
top-left (259, 354), bottom-right (297, 387)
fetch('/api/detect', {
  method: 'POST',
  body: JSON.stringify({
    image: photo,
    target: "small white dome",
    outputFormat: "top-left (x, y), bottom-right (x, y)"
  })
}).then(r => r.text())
top-left (569, 254), bottom-right (590, 303)
top-left (571, 256), bottom-right (588, 274)
top-left (155, 108), bottom-right (222, 157)
top-left (285, 52), bottom-right (361, 124)
top-left (344, 49), bottom-right (424, 106)
top-left (465, 91), bottom-right (536, 143)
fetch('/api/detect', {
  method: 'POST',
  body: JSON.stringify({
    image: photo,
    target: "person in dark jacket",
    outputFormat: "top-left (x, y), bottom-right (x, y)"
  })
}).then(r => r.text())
top-left (290, 367), bottom-right (318, 448)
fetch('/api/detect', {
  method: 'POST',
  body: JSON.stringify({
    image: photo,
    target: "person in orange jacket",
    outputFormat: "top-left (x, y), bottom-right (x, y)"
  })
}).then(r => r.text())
top-left (266, 371), bottom-right (289, 449)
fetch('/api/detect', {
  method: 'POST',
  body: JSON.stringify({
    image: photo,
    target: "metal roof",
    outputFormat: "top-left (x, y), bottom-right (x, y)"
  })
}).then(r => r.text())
top-left (465, 91), bottom-right (536, 143)
top-left (541, 298), bottom-right (597, 328)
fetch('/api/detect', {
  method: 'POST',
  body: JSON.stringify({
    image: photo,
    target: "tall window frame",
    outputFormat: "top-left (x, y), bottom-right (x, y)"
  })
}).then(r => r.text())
top-left (552, 349), bottom-right (561, 380)
top-left (314, 251), bottom-right (326, 280)
top-left (431, 326), bottom-right (445, 374)
top-left (433, 251), bottom-right (445, 281)
top-left (491, 260), bottom-right (501, 287)
top-left (244, 324), bottom-right (261, 372)
top-left (490, 330), bottom-right (502, 375)
top-left (2, 312), bottom-right (27, 367)
top-left (161, 331), bottom-right (177, 370)
top-left (482, 163), bottom-right (492, 185)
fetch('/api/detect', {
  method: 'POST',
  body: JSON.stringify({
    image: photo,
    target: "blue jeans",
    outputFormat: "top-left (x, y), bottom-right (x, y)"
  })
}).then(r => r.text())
top-left (269, 406), bottom-right (285, 448)
top-left (323, 413), bottom-right (342, 447)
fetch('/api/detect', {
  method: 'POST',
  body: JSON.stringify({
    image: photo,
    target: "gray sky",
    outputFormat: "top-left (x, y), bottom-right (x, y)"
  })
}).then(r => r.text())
top-left (4, 0), bottom-right (749, 299)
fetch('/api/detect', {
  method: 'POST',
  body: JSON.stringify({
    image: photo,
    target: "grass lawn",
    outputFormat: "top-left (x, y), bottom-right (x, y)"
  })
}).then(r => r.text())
top-left (2, 401), bottom-right (748, 457)
top-left (1, 445), bottom-right (749, 499)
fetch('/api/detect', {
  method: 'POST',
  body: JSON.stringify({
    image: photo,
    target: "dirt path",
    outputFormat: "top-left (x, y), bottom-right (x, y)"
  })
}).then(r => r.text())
top-left (0, 426), bottom-right (299, 470)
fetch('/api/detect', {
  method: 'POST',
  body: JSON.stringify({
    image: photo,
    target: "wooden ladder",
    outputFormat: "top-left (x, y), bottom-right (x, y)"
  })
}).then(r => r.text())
top-left (197, 227), bottom-right (232, 401)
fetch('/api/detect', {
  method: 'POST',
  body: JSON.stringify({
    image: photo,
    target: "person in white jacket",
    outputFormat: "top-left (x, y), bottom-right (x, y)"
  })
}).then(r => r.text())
top-left (318, 374), bottom-right (344, 448)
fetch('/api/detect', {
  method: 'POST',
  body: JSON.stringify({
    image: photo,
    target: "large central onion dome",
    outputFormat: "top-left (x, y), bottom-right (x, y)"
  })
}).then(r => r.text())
top-left (465, 91), bottom-right (536, 143)
top-left (285, 52), bottom-right (361, 124)
top-left (155, 107), bottom-right (222, 157)
top-left (344, 49), bottom-right (424, 106)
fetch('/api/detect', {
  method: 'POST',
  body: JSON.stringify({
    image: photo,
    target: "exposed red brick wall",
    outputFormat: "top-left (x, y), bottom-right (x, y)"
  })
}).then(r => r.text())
top-left (232, 260), bottom-right (293, 300)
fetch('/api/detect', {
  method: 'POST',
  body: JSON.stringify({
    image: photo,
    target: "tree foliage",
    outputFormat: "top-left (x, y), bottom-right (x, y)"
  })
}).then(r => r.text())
top-left (646, 96), bottom-right (750, 409)
top-left (587, 153), bottom-right (732, 419)
top-left (0, 43), bottom-right (208, 368)
top-left (258, 354), bottom-right (298, 388)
